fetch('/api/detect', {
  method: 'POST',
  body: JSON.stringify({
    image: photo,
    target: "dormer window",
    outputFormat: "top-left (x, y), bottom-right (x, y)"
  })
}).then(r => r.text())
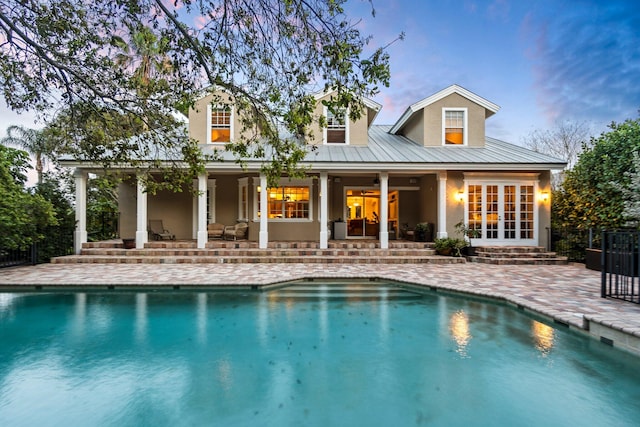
top-left (208, 105), bottom-right (232, 144)
top-left (443, 108), bottom-right (467, 145)
top-left (325, 107), bottom-right (348, 144)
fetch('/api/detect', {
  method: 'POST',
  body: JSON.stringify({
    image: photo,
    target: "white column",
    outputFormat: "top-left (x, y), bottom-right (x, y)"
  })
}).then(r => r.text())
top-left (197, 173), bottom-right (208, 248)
top-left (319, 172), bottom-right (328, 249)
top-left (74, 169), bottom-right (88, 254)
top-left (135, 175), bottom-right (148, 248)
top-left (259, 174), bottom-right (268, 249)
top-left (379, 172), bottom-right (389, 248)
top-left (437, 171), bottom-right (448, 238)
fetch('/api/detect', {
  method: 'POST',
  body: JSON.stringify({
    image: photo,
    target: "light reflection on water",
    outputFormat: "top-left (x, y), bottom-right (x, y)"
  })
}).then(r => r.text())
top-left (532, 320), bottom-right (556, 356)
top-left (0, 287), bottom-right (639, 427)
top-left (449, 309), bottom-right (472, 357)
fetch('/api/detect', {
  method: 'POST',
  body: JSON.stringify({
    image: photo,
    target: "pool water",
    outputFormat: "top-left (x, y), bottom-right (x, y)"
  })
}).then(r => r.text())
top-left (1, 283), bottom-right (639, 426)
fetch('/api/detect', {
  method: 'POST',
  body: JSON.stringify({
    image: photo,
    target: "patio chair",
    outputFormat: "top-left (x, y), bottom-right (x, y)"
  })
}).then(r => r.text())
top-left (207, 223), bottom-right (225, 239)
top-left (148, 219), bottom-right (175, 241)
top-left (224, 222), bottom-right (248, 240)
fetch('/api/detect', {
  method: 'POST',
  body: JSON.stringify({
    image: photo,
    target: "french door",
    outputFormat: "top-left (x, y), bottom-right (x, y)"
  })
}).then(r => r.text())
top-left (466, 182), bottom-right (537, 245)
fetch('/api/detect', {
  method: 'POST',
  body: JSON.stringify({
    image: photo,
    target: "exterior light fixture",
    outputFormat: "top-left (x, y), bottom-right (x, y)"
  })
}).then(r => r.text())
top-left (455, 191), bottom-right (465, 203)
top-left (540, 191), bottom-right (550, 202)
top-left (256, 185), bottom-right (261, 193)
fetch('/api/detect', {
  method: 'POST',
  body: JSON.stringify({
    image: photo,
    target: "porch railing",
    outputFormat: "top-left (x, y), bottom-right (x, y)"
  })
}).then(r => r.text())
top-left (601, 231), bottom-right (640, 304)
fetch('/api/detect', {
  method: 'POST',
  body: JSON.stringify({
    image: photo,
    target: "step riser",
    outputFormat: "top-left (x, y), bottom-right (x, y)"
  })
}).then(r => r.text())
top-left (53, 256), bottom-right (463, 265)
top-left (467, 257), bottom-right (568, 266)
top-left (80, 249), bottom-right (438, 257)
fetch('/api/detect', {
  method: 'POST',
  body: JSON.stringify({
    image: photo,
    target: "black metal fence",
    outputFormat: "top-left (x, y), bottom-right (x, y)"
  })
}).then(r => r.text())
top-left (0, 231), bottom-right (74, 269)
top-left (547, 226), bottom-right (602, 262)
top-left (601, 231), bottom-right (640, 304)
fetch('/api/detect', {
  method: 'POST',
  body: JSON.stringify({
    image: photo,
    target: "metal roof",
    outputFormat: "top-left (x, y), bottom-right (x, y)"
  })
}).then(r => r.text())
top-left (61, 125), bottom-right (567, 171)
top-left (302, 125), bottom-right (567, 171)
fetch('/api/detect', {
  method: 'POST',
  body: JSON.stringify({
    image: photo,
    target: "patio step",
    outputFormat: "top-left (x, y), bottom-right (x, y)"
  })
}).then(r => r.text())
top-left (466, 246), bottom-right (568, 265)
top-left (51, 240), bottom-right (453, 265)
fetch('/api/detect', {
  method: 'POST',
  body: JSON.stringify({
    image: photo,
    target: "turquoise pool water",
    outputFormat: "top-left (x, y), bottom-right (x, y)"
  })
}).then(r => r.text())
top-left (1, 283), bottom-right (639, 426)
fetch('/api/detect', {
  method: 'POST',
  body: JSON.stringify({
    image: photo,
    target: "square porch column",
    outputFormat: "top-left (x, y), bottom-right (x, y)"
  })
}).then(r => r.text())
top-left (74, 169), bottom-right (88, 254)
top-left (197, 173), bottom-right (208, 248)
top-left (135, 175), bottom-right (149, 249)
top-left (259, 174), bottom-right (268, 249)
top-left (437, 171), bottom-right (448, 239)
top-left (379, 172), bottom-right (389, 249)
top-left (319, 172), bottom-right (328, 249)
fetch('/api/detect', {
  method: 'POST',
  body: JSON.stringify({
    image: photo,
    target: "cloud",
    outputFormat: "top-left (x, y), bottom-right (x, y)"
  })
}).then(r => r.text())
top-left (527, 1), bottom-right (640, 125)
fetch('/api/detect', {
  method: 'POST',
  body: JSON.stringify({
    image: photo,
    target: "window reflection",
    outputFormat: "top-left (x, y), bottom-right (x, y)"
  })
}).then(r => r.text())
top-left (449, 310), bottom-right (472, 357)
top-left (531, 320), bottom-right (555, 356)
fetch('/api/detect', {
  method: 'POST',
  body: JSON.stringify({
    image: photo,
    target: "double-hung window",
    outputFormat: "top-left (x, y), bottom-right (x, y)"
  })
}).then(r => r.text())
top-left (325, 107), bottom-right (347, 144)
top-left (208, 105), bottom-right (232, 144)
top-left (444, 109), bottom-right (467, 145)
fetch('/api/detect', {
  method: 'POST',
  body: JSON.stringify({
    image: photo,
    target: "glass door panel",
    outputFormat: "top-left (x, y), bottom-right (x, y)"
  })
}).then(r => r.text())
top-left (486, 185), bottom-right (499, 240)
top-left (504, 185), bottom-right (516, 239)
top-left (466, 183), bottom-right (536, 244)
top-left (520, 186), bottom-right (534, 239)
top-left (346, 190), bottom-right (380, 237)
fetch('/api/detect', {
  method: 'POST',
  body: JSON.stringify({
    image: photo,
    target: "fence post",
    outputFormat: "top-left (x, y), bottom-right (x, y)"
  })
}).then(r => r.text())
top-left (600, 230), bottom-right (607, 298)
top-left (30, 241), bottom-right (37, 266)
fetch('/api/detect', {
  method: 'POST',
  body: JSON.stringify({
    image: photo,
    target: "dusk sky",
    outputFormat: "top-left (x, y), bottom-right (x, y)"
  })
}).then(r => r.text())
top-left (349, 0), bottom-right (640, 144)
top-left (1, 0), bottom-right (639, 148)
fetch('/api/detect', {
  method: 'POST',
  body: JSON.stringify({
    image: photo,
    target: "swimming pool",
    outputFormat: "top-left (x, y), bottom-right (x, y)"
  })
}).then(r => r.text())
top-left (1, 282), bottom-right (639, 426)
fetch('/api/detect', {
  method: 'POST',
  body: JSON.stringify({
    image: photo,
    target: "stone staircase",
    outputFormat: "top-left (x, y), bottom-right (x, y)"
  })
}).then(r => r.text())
top-left (52, 240), bottom-right (464, 265)
top-left (466, 246), bottom-right (568, 265)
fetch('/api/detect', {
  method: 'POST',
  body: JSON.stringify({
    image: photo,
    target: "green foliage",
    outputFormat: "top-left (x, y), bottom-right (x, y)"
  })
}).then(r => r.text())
top-left (87, 174), bottom-right (120, 240)
top-left (554, 118), bottom-right (640, 230)
top-left (0, 145), bottom-right (57, 250)
top-left (434, 237), bottom-right (467, 257)
top-left (619, 152), bottom-right (640, 227)
top-left (34, 171), bottom-right (76, 261)
top-left (0, 0), bottom-right (397, 187)
top-left (455, 220), bottom-right (481, 246)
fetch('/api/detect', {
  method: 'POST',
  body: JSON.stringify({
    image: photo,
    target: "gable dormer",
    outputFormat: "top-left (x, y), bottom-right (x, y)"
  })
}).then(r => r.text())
top-left (309, 91), bottom-right (381, 146)
top-left (188, 89), bottom-right (250, 145)
top-left (390, 85), bottom-right (499, 147)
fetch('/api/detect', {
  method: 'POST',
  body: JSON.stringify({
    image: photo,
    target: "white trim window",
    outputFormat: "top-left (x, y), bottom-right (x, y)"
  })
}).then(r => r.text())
top-left (254, 179), bottom-right (313, 221)
top-left (324, 107), bottom-right (348, 144)
top-left (443, 108), bottom-right (467, 145)
top-left (237, 178), bottom-right (249, 222)
top-left (207, 179), bottom-right (216, 223)
top-left (207, 104), bottom-right (233, 144)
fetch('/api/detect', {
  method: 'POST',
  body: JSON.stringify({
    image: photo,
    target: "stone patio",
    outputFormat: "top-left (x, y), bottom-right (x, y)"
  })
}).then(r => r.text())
top-left (1, 262), bottom-right (639, 355)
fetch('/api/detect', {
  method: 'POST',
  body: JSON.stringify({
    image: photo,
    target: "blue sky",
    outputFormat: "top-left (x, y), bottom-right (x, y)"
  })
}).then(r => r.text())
top-left (349, 0), bottom-right (640, 143)
top-left (1, 0), bottom-right (639, 147)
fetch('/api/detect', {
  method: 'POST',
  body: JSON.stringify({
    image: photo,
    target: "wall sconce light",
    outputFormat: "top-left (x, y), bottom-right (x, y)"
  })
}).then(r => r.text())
top-left (455, 191), bottom-right (465, 203)
top-left (256, 185), bottom-right (261, 193)
top-left (373, 177), bottom-right (380, 186)
top-left (540, 191), bottom-right (550, 202)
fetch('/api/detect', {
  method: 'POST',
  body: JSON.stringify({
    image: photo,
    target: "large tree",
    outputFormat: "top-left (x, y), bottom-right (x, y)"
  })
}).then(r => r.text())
top-left (0, 144), bottom-right (56, 250)
top-left (522, 120), bottom-right (592, 170)
top-left (554, 118), bottom-right (640, 230)
top-left (1, 125), bottom-right (49, 184)
top-left (0, 0), bottom-right (396, 188)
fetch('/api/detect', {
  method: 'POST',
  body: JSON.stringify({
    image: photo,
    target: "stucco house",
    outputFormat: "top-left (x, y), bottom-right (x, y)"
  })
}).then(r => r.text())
top-left (64, 85), bottom-right (566, 253)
